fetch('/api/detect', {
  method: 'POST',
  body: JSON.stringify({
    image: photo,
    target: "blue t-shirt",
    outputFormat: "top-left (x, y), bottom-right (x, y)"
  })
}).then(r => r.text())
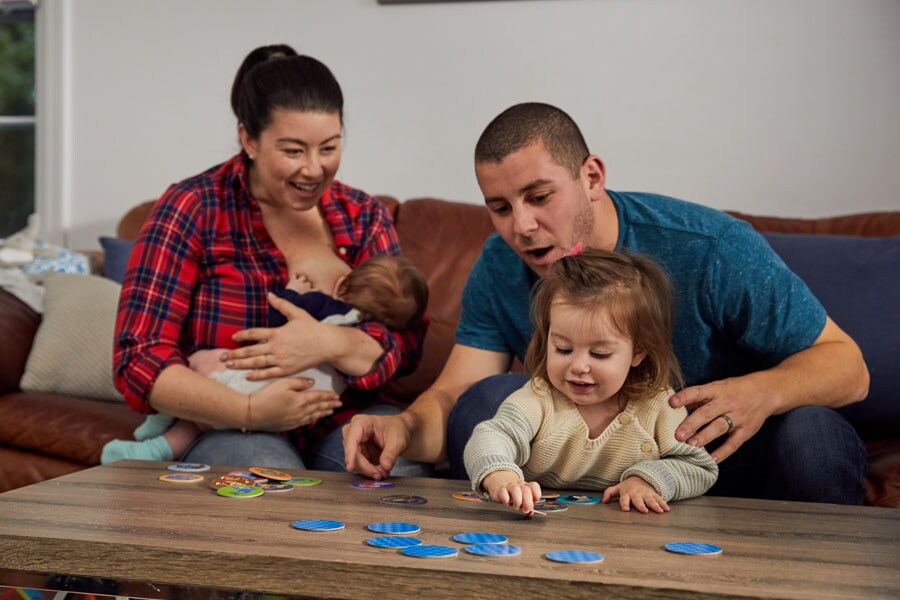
top-left (456, 190), bottom-right (827, 386)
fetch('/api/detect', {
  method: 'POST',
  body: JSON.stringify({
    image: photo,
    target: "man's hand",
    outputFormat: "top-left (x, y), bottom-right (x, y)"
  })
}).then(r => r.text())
top-left (342, 413), bottom-right (412, 480)
top-left (669, 376), bottom-right (771, 464)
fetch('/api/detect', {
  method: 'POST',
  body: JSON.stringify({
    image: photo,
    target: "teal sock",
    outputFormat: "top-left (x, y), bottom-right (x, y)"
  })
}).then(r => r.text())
top-left (133, 413), bottom-right (176, 441)
top-left (101, 436), bottom-right (174, 464)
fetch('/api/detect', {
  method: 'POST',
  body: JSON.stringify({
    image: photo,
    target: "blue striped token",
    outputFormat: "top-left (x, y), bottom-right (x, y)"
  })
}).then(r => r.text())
top-left (452, 532), bottom-right (508, 545)
top-left (367, 521), bottom-right (421, 535)
top-left (545, 550), bottom-right (604, 564)
top-left (367, 536), bottom-right (423, 549)
top-left (558, 494), bottom-right (600, 505)
top-left (291, 519), bottom-right (345, 532)
top-left (401, 544), bottom-right (458, 559)
top-left (664, 542), bottom-right (722, 555)
top-left (465, 544), bottom-right (522, 557)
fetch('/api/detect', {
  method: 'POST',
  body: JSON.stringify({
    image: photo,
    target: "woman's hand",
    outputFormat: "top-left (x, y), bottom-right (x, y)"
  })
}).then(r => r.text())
top-left (223, 294), bottom-right (329, 380)
top-left (602, 476), bottom-right (670, 513)
top-left (483, 470), bottom-right (542, 515)
top-left (250, 377), bottom-right (342, 431)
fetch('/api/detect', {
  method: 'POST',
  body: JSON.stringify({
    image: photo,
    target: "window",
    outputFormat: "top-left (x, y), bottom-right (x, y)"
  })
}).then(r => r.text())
top-left (0, 2), bottom-right (35, 238)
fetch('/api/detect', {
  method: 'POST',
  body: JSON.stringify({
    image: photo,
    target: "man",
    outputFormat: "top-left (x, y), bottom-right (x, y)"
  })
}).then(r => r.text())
top-left (344, 102), bottom-right (869, 504)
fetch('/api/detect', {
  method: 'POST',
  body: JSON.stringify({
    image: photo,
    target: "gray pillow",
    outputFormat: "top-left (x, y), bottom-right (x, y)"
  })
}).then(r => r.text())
top-left (20, 273), bottom-right (124, 402)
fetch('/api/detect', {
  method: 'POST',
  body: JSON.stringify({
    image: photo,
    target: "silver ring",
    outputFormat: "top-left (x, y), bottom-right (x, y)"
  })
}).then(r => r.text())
top-left (718, 414), bottom-right (734, 433)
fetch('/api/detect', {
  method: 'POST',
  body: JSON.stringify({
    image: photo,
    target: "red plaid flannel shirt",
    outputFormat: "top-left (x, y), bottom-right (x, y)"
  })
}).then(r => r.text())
top-left (114, 154), bottom-right (425, 438)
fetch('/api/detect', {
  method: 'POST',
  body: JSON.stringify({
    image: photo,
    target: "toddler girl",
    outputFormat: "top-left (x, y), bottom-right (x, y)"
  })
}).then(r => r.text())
top-left (464, 248), bottom-right (718, 514)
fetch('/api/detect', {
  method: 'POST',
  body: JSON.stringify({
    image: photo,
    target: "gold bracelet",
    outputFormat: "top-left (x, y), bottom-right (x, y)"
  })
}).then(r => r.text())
top-left (241, 393), bottom-right (252, 433)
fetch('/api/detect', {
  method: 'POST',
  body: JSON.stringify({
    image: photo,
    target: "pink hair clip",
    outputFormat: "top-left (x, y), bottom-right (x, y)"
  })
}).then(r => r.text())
top-left (562, 242), bottom-right (586, 258)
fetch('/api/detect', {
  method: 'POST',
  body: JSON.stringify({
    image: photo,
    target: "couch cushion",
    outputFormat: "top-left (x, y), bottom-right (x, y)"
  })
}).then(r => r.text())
top-left (764, 233), bottom-right (900, 440)
top-left (19, 274), bottom-right (124, 402)
top-left (0, 289), bottom-right (40, 395)
top-left (98, 236), bottom-right (135, 284)
top-left (385, 198), bottom-right (496, 402)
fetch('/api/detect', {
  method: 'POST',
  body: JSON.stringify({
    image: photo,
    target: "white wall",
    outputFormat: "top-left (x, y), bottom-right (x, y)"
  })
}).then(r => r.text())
top-left (46, 0), bottom-right (900, 249)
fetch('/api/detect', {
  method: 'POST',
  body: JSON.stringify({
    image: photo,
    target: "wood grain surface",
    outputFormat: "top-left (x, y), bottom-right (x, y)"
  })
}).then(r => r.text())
top-left (0, 460), bottom-right (897, 599)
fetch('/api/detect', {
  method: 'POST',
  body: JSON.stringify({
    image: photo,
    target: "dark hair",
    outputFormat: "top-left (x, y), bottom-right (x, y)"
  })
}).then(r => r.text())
top-left (338, 255), bottom-right (429, 330)
top-left (475, 102), bottom-right (590, 178)
top-left (231, 44), bottom-right (344, 139)
top-left (524, 248), bottom-right (682, 403)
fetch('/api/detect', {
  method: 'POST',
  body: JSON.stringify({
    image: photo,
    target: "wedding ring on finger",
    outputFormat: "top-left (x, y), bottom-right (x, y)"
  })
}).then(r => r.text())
top-left (718, 414), bottom-right (734, 433)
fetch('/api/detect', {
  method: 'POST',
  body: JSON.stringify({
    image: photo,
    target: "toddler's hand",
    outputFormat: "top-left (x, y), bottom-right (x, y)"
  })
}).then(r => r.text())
top-left (602, 476), bottom-right (670, 513)
top-left (285, 273), bottom-right (315, 294)
top-left (482, 471), bottom-right (542, 515)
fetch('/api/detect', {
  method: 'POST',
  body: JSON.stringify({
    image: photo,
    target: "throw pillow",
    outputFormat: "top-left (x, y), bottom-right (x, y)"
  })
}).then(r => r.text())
top-left (20, 273), bottom-right (124, 402)
top-left (98, 236), bottom-right (135, 284)
top-left (764, 233), bottom-right (900, 440)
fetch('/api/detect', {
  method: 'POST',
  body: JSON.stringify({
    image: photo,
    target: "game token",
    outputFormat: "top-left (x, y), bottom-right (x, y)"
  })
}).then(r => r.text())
top-left (380, 494), bottom-right (427, 506)
top-left (291, 519), bottom-right (345, 532)
top-left (249, 467), bottom-right (292, 481)
top-left (465, 544), bottom-right (522, 557)
top-left (167, 462), bottom-right (210, 472)
top-left (209, 475), bottom-right (256, 489)
top-left (367, 521), bottom-right (421, 535)
top-left (216, 484), bottom-right (264, 498)
top-left (545, 550), bottom-right (604, 564)
top-left (452, 532), bottom-right (507, 545)
top-left (541, 491), bottom-right (560, 499)
top-left (366, 536), bottom-right (423, 549)
top-left (401, 545), bottom-right (458, 559)
top-left (452, 491), bottom-right (482, 502)
top-left (285, 476), bottom-right (323, 487)
top-left (558, 494), bottom-right (601, 505)
top-left (259, 483), bottom-right (294, 492)
top-left (664, 542), bottom-right (723, 556)
top-left (159, 473), bottom-right (204, 484)
top-left (227, 470), bottom-right (267, 483)
top-left (351, 480), bottom-right (395, 489)
top-left (533, 500), bottom-right (568, 512)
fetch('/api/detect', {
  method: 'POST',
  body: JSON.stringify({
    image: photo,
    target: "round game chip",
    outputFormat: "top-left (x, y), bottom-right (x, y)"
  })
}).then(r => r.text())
top-left (540, 491), bottom-right (560, 499)
top-left (558, 494), bottom-right (600, 504)
top-left (452, 532), bottom-right (507, 545)
top-left (285, 476), bottom-right (323, 487)
top-left (216, 484), bottom-right (264, 498)
top-left (367, 521), bottom-right (421, 535)
top-left (227, 470), bottom-right (267, 483)
top-left (401, 544), bottom-right (458, 559)
top-left (167, 462), bottom-right (210, 472)
top-left (158, 473), bottom-right (204, 484)
top-left (465, 544), bottom-right (522, 557)
top-left (664, 542), bottom-right (723, 556)
top-left (351, 480), bottom-right (396, 489)
top-left (209, 475), bottom-right (256, 489)
top-left (248, 467), bottom-right (292, 481)
top-left (367, 536), bottom-right (423, 549)
top-left (451, 491), bottom-right (482, 502)
top-left (259, 483), bottom-right (294, 492)
top-left (380, 494), bottom-right (427, 506)
top-left (545, 550), bottom-right (604, 564)
top-left (533, 500), bottom-right (568, 512)
top-left (291, 519), bottom-right (345, 532)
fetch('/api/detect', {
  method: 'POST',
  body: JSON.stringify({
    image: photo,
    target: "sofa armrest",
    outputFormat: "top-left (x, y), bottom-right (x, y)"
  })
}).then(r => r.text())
top-left (0, 289), bottom-right (40, 395)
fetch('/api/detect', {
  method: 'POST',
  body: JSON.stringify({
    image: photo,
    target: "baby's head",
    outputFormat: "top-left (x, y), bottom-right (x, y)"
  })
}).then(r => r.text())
top-left (524, 248), bottom-right (681, 403)
top-left (337, 255), bottom-right (428, 330)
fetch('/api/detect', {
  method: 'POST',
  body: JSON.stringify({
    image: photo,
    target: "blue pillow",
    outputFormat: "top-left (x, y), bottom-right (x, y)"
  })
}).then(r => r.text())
top-left (764, 233), bottom-right (900, 440)
top-left (98, 236), bottom-right (135, 284)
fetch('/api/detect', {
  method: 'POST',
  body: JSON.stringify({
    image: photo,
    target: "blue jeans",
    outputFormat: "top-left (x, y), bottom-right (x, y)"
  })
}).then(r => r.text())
top-left (184, 404), bottom-right (433, 477)
top-left (447, 374), bottom-right (867, 505)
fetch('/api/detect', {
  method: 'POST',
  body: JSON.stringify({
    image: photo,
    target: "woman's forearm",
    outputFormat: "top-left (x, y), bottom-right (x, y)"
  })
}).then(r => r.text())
top-left (148, 365), bottom-right (249, 429)
top-left (325, 324), bottom-right (385, 376)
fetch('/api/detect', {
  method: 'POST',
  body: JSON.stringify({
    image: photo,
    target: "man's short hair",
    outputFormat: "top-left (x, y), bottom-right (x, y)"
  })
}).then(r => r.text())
top-left (474, 102), bottom-right (590, 178)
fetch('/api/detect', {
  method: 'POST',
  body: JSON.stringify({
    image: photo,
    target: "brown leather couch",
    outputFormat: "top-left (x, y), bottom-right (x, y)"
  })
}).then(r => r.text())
top-left (1, 197), bottom-right (898, 507)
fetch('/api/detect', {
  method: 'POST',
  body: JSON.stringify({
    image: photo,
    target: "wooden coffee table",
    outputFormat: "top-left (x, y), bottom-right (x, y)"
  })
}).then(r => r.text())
top-left (0, 460), bottom-right (897, 599)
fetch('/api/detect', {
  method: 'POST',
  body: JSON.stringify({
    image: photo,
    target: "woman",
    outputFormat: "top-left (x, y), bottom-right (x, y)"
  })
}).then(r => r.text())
top-left (113, 44), bottom-right (428, 473)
